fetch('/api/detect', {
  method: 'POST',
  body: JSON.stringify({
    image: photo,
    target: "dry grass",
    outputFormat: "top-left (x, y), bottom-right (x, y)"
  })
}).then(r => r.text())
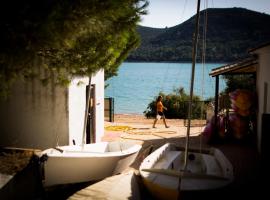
top-left (0, 149), bottom-right (36, 175)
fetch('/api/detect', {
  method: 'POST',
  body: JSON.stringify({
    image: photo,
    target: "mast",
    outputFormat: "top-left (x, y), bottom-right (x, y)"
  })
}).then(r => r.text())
top-left (82, 75), bottom-right (92, 148)
top-left (183, 0), bottom-right (201, 170)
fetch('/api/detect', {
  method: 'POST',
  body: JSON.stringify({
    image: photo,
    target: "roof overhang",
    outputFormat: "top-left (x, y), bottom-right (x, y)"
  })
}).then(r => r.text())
top-left (248, 41), bottom-right (270, 53)
top-left (209, 57), bottom-right (258, 77)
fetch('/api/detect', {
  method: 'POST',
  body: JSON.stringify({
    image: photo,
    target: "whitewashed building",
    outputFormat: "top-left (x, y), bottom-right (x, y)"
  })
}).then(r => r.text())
top-left (209, 42), bottom-right (270, 154)
top-left (249, 42), bottom-right (270, 154)
top-left (0, 70), bottom-right (104, 150)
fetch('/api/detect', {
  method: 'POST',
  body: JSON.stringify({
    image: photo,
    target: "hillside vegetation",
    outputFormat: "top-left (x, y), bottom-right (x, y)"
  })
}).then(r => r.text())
top-left (128, 8), bottom-right (270, 62)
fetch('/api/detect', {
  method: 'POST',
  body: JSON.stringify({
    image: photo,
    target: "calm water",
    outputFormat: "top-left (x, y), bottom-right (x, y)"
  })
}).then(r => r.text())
top-left (105, 62), bottom-right (226, 114)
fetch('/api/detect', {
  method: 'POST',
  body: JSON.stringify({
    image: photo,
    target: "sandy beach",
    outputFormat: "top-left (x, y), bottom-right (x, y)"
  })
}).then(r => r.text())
top-left (110, 114), bottom-right (185, 125)
top-left (103, 114), bottom-right (207, 144)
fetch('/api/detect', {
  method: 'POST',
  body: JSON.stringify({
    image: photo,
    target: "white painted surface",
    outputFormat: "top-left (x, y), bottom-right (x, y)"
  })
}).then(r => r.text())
top-left (0, 78), bottom-right (69, 149)
top-left (68, 77), bottom-right (88, 146)
top-left (68, 69), bottom-right (104, 146)
top-left (253, 45), bottom-right (270, 152)
top-left (139, 143), bottom-right (233, 193)
top-left (0, 69), bottom-right (104, 150)
top-left (91, 69), bottom-right (105, 142)
top-left (41, 141), bottom-right (141, 186)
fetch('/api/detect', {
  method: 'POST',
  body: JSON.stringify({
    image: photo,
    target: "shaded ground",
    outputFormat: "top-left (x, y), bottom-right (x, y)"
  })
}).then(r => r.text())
top-left (0, 114), bottom-right (264, 199)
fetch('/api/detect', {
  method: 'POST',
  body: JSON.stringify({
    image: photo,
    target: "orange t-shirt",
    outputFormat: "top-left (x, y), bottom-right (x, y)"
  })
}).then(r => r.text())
top-left (157, 101), bottom-right (163, 112)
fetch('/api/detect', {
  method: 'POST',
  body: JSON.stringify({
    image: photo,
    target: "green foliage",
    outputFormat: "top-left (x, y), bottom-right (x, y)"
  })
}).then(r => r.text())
top-left (222, 74), bottom-right (256, 93)
top-left (143, 87), bottom-right (206, 119)
top-left (127, 8), bottom-right (270, 62)
top-left (0, 0), bottom-right (148, 99)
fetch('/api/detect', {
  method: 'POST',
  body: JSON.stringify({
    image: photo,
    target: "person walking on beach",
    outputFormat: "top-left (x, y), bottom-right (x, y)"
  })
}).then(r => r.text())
top-left (152, 95), bottom-right (169, 128)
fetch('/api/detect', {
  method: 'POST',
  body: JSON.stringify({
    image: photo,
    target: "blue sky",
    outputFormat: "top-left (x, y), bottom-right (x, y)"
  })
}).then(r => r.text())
top-left (140, 0), bottom-right (270, 28)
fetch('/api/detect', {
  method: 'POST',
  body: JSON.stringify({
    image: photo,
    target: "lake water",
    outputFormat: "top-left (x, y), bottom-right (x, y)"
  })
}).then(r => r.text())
top-left (105, 62), bottom-right (226, 114)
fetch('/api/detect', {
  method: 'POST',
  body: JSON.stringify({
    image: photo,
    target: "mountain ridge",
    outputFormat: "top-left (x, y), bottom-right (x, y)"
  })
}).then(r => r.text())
top-left (127, 8), bottom-right (270, 62)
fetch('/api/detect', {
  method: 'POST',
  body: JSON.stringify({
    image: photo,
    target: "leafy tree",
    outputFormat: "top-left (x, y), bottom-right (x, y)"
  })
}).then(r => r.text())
top-left (144, 87), bottom-right (205, 119)
top-left (0, 0), bottom-right (148, 99)
top-left (222, 74), bottom-right (256, 93)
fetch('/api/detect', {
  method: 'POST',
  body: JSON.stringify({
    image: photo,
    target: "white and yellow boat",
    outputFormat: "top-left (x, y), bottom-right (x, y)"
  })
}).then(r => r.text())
top-left (139, 143), bottom-right (233, 200)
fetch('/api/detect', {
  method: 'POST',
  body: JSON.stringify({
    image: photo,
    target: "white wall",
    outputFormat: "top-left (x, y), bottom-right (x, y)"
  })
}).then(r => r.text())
top-left (91, 69), bottom-right (104, 142)
top-left (255, 45), bottom-right (270, 152)
top-left (68, 69), bottom-right (104, 145)
top-left (0, 69), bottom-right (104, 150)
top-left (0, 78), bottom-right (69, 150)
top-left (68, 77), bottom-right (88, 146)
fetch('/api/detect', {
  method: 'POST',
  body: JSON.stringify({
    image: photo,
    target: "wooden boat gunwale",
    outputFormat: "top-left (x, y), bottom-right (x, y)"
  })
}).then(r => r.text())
top-left (42, 142), bottom-right (142, 158)
top-left (139, 143), bottom-right (234, 193)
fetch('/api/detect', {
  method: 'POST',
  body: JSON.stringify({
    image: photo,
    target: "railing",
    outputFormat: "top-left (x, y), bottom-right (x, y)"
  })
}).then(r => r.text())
top-left (183, 100), bottom-right (210, 127)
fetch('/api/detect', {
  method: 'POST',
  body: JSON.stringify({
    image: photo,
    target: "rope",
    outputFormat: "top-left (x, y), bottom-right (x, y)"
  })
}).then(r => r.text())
top-left (201, 0), bottom-right (208, 100)
top-left (199, 0), bottom-right (208, 152)
top-left (160, 0), bottom-right (188, 94)
top-left (180, 0), bottom-right (188, 19)
top-left (105, 125), bottom-right (134, 131)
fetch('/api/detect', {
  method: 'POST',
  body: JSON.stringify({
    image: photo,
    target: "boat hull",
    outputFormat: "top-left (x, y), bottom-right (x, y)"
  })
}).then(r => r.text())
top-left (40, 141), bottom-right (141, 186)
top-left (139, 143), bottom-right (233, 200)
top-left (142, 178), bottom-right (178, 200)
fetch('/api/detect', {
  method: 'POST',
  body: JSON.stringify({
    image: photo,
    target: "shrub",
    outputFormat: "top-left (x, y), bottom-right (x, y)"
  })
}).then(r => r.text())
top-left (144, 87), bottom-right (207, 119)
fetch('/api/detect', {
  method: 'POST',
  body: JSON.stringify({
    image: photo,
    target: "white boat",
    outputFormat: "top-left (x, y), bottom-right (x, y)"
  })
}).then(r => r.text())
top-left (40, 141), bottom-right (141, 187)
top-left (139, 143), bottom-right (233, 200)
top-left (38, 71), bottom-right (142, 187)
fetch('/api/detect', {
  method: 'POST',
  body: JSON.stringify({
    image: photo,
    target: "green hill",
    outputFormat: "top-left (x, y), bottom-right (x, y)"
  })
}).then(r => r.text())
top-left (128, 8), bottom-right (270, 62)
